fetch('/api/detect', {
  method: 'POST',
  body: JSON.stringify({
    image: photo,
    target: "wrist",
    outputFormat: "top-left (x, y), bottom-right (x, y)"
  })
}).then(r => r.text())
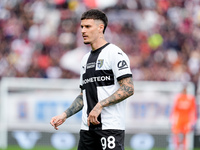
top-left (98, 102), bottom-right (103, 109)
top-left (63, 112), bottom-right (67, 118)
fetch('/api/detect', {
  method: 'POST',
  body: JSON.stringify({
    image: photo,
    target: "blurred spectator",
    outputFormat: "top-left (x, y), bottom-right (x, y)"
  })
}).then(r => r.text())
top-left (170, 85), bottom-right (197, 150)
top-left (0, 0), bottom-right (199, 94)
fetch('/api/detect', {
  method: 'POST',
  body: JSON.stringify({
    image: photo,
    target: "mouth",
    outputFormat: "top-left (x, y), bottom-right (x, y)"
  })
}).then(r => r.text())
top-left (82, 35), bottom-right (88, 40)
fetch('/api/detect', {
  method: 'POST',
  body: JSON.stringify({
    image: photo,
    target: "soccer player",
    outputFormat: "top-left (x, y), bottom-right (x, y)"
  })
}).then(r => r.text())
top-left (170, 85), bottom-right (197, 150)
top-left (50, 9), bottom-right (134, 150)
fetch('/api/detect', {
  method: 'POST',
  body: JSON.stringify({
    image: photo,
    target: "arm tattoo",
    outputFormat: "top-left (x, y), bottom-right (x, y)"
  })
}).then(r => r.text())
top-left (64, 93), bottom-right (83, 118)
top-left (100, 77), bottom-right (134, 107)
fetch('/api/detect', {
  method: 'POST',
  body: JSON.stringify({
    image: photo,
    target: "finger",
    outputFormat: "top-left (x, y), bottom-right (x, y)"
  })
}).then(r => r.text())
top-left (54, 120), bottom-right (63, 130)
top-left (50, 118), bottom-right (56, 126)
top-left (93, 120), bottom-right (100, 125)
top-left (50, 122), bottom-right (55, 128)
top-left (88, 116), bottom-right (100, 125)
top-left (54, 125), bottom-right (59, 130)
top-left (87, 117), bottom-right (90, 126)
top-left (93, 116), bottom-right (100, 125)
top-left (95, 120), bottom-right (100, 124)
top-left (53, 121), bottom-right (60, 130)
top-left (50, 117), bottom-right (55, 124)
top-left (55, 121), bottom-right (62, 127)
top-left (51, 123), bottom-right (58, 130)
top-left (50, 118), bottom-right (60, 130)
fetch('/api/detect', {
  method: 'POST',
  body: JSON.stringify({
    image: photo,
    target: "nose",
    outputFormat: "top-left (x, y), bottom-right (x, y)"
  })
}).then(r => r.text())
top-left (81, 27), bottom-right (85, 33)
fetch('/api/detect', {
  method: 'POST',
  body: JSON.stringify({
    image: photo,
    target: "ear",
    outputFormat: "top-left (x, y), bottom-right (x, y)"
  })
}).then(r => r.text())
top-left (98, 24), bottom-right (104, 33)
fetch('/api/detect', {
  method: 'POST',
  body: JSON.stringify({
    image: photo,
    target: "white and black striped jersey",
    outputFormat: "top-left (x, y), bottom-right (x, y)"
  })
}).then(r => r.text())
top-left (79, 43), bottom-right (132, 131)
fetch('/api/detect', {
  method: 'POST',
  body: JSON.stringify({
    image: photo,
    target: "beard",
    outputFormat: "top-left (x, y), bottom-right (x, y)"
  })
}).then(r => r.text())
top-left (83, 41), bottom-right (90, 44)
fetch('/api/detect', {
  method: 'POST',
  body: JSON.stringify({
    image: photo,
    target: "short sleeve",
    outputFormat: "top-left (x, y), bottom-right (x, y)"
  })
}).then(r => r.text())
top-left (110, 45), bottom-right (132, 81)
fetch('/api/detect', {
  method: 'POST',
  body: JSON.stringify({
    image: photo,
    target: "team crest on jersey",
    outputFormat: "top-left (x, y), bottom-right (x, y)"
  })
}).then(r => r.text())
top-left (97, 59), bottom-right (104, 68)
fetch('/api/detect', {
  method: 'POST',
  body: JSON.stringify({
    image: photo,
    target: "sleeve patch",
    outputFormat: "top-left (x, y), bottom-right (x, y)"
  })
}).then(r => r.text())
top-left (117, 60), bottom-right (128, 70)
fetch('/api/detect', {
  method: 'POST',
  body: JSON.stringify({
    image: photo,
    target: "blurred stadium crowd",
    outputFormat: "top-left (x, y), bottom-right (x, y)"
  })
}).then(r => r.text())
top-left (0, 0), bottom-right (200, 93)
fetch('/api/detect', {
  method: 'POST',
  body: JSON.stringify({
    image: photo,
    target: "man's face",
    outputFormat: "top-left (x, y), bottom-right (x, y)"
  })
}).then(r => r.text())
top-left (81, 19), bottom-right (102, 44)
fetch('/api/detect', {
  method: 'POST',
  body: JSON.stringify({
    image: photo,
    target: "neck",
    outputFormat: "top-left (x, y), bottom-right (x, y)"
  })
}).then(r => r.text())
top-left (91, 36), bottom-right (107, 51)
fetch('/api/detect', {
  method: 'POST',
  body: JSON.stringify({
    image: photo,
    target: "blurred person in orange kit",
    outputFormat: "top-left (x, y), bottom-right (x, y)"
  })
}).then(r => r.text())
top-left (170, 85), bottom-right (197, 150)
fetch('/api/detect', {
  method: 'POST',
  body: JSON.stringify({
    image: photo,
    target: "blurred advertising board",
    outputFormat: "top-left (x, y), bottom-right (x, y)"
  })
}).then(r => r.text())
top-left (126, 81), bottom-right (195, 132)
top-left (3, 79), bottom-right (195, 132)
top-left (7, 89), bottom-right (81, 131)
top-left (0, 78), bottom-right (197, 149)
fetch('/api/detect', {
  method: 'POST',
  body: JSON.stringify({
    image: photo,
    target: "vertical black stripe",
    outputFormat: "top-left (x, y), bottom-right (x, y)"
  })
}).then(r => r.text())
top-left (84, 49), bottom-right (102, 130)
top-left (82, 43), bottom-right (112, 130)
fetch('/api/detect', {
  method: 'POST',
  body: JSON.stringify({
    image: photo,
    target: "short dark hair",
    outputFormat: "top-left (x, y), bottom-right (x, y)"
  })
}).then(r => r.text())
top-left (81, 9), bottom-right (108, 33)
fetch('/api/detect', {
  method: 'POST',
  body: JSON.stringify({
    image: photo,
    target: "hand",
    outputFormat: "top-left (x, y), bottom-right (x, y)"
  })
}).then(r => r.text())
top-left (87, 103), bottom-right (103, 126)
top-left (50, 112), bottom-right (67, 130)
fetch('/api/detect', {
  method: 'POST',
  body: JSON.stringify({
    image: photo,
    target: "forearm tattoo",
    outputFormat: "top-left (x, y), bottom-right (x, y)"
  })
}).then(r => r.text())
top-left (100, 77), bottom-right (134, 107)
top-left (64, 94), bottom-right (83, 118)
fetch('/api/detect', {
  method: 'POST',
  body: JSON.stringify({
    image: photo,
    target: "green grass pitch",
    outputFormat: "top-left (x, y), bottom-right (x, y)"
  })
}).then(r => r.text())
top-left (0, 146), bottom-right (157, 150)
top-left (0, 146), bottom-right (199, 150)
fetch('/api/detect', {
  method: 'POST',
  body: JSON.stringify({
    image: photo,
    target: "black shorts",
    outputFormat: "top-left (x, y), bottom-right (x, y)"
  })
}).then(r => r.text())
top-left (78, 129), bottom-right (125, 150)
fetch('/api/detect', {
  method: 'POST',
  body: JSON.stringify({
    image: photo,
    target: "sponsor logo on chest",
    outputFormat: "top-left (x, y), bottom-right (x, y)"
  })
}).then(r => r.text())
top-left (86, 59), bottom-right (104, 69)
